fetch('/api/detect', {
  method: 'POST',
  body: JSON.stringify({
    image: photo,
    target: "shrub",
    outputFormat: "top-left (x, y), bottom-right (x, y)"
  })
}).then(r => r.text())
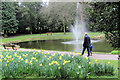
top-left (111, 50), bottom-right (120, 54)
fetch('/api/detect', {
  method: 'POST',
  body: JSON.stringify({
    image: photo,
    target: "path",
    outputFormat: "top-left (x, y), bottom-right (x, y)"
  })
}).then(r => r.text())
top-left (0, 47), bottom-right (118, 60)
top-left (19, 48), bottom-right (118, 60)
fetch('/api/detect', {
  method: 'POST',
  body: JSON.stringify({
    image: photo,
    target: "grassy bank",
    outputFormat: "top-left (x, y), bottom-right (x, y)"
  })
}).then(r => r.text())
top-left (0, 32), bottom-right (104, 44)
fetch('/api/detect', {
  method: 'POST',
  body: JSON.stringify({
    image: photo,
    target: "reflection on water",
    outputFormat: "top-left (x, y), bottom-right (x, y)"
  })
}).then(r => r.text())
top-left (15, 39), bottom-right (113, 53)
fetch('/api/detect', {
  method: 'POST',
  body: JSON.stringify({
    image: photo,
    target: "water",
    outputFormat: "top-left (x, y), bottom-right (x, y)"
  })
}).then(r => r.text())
top-left (15, 39), bottom-right (113, 53)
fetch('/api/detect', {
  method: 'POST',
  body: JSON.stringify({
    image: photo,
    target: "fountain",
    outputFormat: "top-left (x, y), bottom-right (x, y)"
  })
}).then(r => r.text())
top-left (61, 2), bottom-right (100, 52)
top-left (71, 2), bottom-right (86, 41)
top-left (61, 2), bottom-right (86, 52)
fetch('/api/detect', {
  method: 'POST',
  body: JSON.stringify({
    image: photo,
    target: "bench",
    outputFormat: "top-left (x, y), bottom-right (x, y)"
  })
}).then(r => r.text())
top-left (3, 44), bottom-right (17, 50)
top-left (46, 32), bottom-right (52, 36)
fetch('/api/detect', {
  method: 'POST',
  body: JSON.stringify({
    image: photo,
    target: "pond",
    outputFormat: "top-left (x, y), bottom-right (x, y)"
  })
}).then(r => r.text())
top-left (15, 39), bottom-right (113, 53)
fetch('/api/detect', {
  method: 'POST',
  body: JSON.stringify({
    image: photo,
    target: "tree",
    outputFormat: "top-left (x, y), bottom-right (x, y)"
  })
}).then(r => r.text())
top-left (16, 2), bottom-right (42, 34)
top-left (87, 2), bottom-right (120, 48)
top-left (2, 2), bottom-right (18, 37)
top-left (40, 2), bottom-right (76, 34)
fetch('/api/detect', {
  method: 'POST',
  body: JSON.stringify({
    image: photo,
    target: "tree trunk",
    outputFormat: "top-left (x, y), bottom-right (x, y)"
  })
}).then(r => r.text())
top-left (4, 30), bottom-right (8, 38)
top-left (30, 31), bottom-right (32, 34)
top-left (63, 21), bottom-right (66, 35)
top-left (30, 27), bottom-right (32, 34)
top-left (63, 25), bottom-right (66, 35)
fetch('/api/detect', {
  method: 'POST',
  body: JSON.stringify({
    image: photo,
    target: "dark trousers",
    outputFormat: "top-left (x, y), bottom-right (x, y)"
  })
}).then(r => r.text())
top-left (82, 46), bottom-right (90, 56)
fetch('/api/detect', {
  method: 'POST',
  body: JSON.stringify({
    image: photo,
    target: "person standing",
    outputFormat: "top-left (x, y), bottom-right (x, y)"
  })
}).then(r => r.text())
top-left (89, 43), bottom-right (93, 56)
top-left (82, 33), bottom-right (91, 57)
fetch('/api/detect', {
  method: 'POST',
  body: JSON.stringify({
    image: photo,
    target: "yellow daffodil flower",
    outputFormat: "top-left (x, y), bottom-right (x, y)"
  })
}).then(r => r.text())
top-left (7, 60), bottom-right (9, 63)
top-left (25, 59), bottom-right (28, 63)
top-left (108, 62), bottom-right (110, 64)
top-left (40, 64), bottom-right (42, 66)
top-left (5, 64), bottom-right (7, 66)
top-left (4, 58), bottom-right (7, 60)
top-left (89, 62), bottom-right (91, 64)
top-left (0, 59), bottom-right (2, 62)
top-left (58, 67), bottom-right (60, 69)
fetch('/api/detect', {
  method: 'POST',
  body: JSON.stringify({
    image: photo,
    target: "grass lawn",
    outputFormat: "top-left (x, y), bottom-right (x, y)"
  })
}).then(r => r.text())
top-left (0, 32), bottom-right (104, 44)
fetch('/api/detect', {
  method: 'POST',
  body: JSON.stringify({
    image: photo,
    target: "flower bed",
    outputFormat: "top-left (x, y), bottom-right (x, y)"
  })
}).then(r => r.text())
top-left (0, 49), bottom-right (114, 78)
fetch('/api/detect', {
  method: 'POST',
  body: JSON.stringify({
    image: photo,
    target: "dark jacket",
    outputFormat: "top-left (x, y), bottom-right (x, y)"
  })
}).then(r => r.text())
top-left (83, 35), bottom-right (91, 47)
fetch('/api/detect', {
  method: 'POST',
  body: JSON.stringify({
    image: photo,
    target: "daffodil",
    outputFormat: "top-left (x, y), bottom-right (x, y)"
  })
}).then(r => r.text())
top-left (8, 55), bottom-right (12, 58)
top-left (89, 62), bottom-right (91, 64)
top-left (0, 59), bottom-right (2, 62)
top-left (14, 53), bottom-right (17, 57)
top-left (63, 63), bottom-right (65, 65)
top-left (58, 67), bottom-right (60, 69)
top-left (49, 56), bottom-right (51, 58)
top-left (32, 57), bottom-right (36, 60)
top-left (12, 58), bottom-right (14, 60)
top-left (86, 57), bottom-right (88, 60)
top-left (36, 60), bottom-right (38, 62)
top-left (25, 59), bottom-right (28, 63)
top-left (0, 55), bottom-right (3, 58)
top-left (95, 59), bottom-right (98, 62)
top-left (4, 58), bottom-right (7, 60)
top-left (30, 63), bottom-right (32, 65)
top-left (5, 64), bottom-right (7, 66)
top-left (77, 53), bottom-right (80, 54)
top-left (40, 64), bottom-right (42, 66)
top-left (30, 60), bottom-right (32, 63)
top-left (6, 55), bottom-right (8, 58)
top-left (49, 63), bottom-right (51, 66)
top-left (77, 72), bottom-right (79, 74)
top-left (78, 66), bottom-right (81, 69)
top-left (108, 62), bottom-right (110, 64)
top-left (61, 54), bottom-right (64, 56)
top-left (36, 53), bottom-right (38, 55)
top-left (52, 53), bottom-right (55, 56)
top-left (59, 56), bottom-right (62, 60)
top-left (7, 60), bottom-right (9, 63)
top-left (44, 56), bottom-right (46, 58)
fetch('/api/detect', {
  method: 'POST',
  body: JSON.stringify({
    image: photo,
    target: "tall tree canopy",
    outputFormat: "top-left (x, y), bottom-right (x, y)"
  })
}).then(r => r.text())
top-left (16, 2), bottom-right (42, 34)
top-left (40, 2), bottom-right (76, 34)
top-left (87, 2), bottom-right (120, 48)
top-left (2, 2), bottom-right (18, 37)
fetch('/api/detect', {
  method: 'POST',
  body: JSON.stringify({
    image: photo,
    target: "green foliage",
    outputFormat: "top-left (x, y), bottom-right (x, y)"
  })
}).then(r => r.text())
top-left (90, 63), bottom-right (114, 76)
top-left (111, 50), bottom-right (120, 54)
top-left (40, 2), bottom-right (76, 34)
top-left (2, 2), bottom-right (18, 36)
top-left (87, 2), bottom-right (120, 48)
top-left (0, 49), bottom-right (114, 78)
top-left (16, 2), bottom-right (42, 34)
